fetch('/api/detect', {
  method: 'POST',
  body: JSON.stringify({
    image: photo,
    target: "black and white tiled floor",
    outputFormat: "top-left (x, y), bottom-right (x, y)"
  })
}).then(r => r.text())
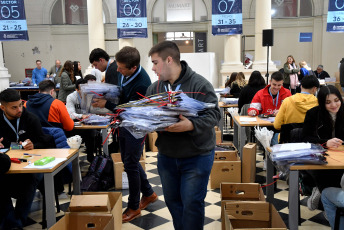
top-left (22, 140), bottom-right (331, 229)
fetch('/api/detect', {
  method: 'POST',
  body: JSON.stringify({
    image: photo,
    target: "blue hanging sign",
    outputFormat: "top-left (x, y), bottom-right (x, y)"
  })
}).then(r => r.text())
top-left (299, 32), bottom-right (312, 42)
top-left (212, 0), bottom-right (242, 35)
top-left (327, 0), bottom-right (344, 32)
top-left (0, 0), bottom-right (29, 41)
top-left (117, 0), bottom-right (147, 38)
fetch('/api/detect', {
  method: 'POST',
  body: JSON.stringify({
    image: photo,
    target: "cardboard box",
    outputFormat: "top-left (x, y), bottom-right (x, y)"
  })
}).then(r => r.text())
top-left (148, 132), bottom-right (158, 152)
top-left (216, 142), bottom-right (237, 152)
top-left (111, 153), bottom-right (145, 190)
top-left (223, 202), bottom-right (287, 230)
top-left (241, 143), bottom-right (257, 183)
top-left (69, 194), bottom-right (111, 212)
top-left (50, 212), bottom-right (114, 230)
top-left (220, 182), bottom-right (266, 230)
top-left (83, 192), bottom-right (122, 230)
top-left (210, 151), bottom-right (241, 189)
top-left (215, 129), bottom-right (222, 144)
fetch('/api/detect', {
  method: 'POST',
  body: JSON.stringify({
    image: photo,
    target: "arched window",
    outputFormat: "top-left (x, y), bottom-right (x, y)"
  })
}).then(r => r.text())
top-left (271, 0), bottom-right (313, 18)
top-left (51, 0), bottom-right (89, 25)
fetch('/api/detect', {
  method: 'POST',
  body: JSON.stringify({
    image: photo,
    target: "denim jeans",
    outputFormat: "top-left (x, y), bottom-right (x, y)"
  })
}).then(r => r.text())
top-left (0, 173), bottom-right (42, 229)
top-left (119, 127), bottom-right (154, 210)
top-left (321, 187), bottom-right (344, 229)
top-left (157, 150), bottom-right (215, 230)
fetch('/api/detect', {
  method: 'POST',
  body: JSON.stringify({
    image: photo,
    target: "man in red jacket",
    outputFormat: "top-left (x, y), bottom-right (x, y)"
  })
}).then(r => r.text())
top-left (248, 71), bottom-right (291, 116)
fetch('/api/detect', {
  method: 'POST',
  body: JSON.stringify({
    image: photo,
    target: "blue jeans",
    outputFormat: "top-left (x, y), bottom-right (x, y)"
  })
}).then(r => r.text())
top-left (0, 173), bottom-right (42, 229)
top-left (157, 150), bottom-right (215, 230)
top-left (119, 127), bottom-right (154, 210)
top-left (321, 187), bottom-right (344, 229)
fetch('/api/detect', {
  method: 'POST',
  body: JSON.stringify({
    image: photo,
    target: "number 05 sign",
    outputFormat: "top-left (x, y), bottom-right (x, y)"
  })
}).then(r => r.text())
top-left (212, 0), bottom-right (242, 35)
top-left (117, 0), bottom-right (147, 38)
top-left (0, 0), bottom-right (28, 41)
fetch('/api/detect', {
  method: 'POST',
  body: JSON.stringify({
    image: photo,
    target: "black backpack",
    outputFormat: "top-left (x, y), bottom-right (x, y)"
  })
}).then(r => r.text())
top-left (80, 155), bottom-right (114, 192)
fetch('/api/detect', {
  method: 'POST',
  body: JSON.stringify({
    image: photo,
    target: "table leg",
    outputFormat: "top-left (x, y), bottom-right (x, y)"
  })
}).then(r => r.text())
top-left (233, 120), bottom-right (238, 150)
top-left (289, 170), bottom-right (299, 230)
top-left (239, 126), bottom-right (245, 155)
top-left (102, 128), bottom-right (109, 155)
top-left (72, 154), bottom-right (81, 195)
top-left (44, 173), bottom-right (56, 229)
top-left (266, 154), bottom-right (274, 203)
top-left (219, 107), bottom-right (224, 142)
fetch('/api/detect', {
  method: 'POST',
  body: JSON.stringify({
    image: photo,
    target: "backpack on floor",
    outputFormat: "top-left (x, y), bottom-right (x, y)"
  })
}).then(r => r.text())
top-left (80, 155), bottom-right (114, 192)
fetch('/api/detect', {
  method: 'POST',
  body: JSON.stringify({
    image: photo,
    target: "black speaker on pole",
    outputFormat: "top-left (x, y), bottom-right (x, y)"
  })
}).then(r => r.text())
top-left (262, 29), bottom-right (274, 47)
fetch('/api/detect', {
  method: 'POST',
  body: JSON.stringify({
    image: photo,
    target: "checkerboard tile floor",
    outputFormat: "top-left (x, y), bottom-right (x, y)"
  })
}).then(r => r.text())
top-left (22, 141), bottom-right (331, 229)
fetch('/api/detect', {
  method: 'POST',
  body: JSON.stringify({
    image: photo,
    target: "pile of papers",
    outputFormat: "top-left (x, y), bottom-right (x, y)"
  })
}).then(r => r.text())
top-left (82, 114), bottom-right (112, 126)
top-left (116, 91), bottom-right (216, 138)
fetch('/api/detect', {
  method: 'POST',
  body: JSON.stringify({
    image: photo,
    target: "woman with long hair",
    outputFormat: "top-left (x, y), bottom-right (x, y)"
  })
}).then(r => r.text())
top-left (73, 61), bottom-right (83, 80)
top-left (230, 72), bottom-right (246, 97)
top-left (302, 85), bottom-right (344, 212)
top-left (283, 55), bottom-right (300, 94)
top-left (58, 60), bottom-right (75, 103)
top-left (225, 72), bottom-right (237, 88)
top-left (237, 70), bottom-right (266, 113)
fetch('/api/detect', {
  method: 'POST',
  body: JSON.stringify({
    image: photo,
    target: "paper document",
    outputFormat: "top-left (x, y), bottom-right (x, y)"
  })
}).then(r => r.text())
top-left (240, 117), bottom-right (257, 122)
top-left (24, 158), bottom-right (67, 169)
top-left (279, 143), bottom-right (311, 151)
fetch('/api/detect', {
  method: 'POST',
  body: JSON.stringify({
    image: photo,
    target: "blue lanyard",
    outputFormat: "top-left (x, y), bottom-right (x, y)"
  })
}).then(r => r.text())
top-left (106, 59), bottom-right (112, 72)
top-left (3, 114), bottom-right (20, 142)
top-left (164, 84), bottom-right (181, 92)
top-left (120, 66), bottom-right (142, 89)
top-left (301, 92), bottom-right (311, 94)
top-left (77, 92), bottom-right (82, 105)
top-left (268, 87), bottom-right (279, 108)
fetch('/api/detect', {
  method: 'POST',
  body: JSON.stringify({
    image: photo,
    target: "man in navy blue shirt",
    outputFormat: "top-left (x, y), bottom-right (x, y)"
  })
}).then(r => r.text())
top-left (32, 60), bottom-right (48, 86)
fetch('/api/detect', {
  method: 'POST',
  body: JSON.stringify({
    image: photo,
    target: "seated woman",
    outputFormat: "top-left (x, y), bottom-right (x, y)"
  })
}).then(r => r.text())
top-left (222, 72), bottom-right (237, 95)
top-left (230, 72), bottom-right (246, 98)
top-left (302, 85), bottom-right (344, 211)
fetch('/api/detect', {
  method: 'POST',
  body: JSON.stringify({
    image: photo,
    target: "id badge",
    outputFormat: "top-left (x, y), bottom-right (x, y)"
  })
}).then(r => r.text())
top-left (10, 142), bottom-right (22, 150)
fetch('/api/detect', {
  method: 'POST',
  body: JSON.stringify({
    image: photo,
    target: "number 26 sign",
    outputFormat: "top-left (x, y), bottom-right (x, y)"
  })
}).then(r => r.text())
top-left (117, 0), bottom-right (147, 38)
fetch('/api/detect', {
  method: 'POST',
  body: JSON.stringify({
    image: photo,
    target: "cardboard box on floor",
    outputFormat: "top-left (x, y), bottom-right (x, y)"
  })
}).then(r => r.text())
top-left (209, 150), bottom-right (241, 189)
top-left (223, 201), bottom-right (287, 230)
top-left (215, 127), bottom-right (222, 144)
top-left (241, 143), bottom-right (257, 183)
top-left (148, 132), bottom-right (158, 152)
top-left (220, 182), bottom-right (265, 230)
top-left (51, 192), bottom-right (122, 230)
top-left (50, 212), bottom-right (114, 230)
top-left (111, 153), bottom-right (145, 190)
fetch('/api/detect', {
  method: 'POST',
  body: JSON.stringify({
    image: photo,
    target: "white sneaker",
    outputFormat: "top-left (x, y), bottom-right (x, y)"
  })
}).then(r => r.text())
top-left (307, 187), bottom-right (321, 211)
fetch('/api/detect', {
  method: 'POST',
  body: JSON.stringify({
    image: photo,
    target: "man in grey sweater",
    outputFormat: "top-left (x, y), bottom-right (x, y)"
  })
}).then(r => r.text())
top-left (146, 41), bottom-right (221, 230)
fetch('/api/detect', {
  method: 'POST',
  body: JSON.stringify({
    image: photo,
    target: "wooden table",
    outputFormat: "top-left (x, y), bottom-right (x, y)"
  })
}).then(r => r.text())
top-left (74, 124), bottom-right (110, 155)
top-left (218, 102), bottom-right (238, 141)
top-left (7, 148), bottom-right (80, 229)
top-left (232, 115), bottom-right (274, 154)
top-left (266, 147), bottom-right (344, 230)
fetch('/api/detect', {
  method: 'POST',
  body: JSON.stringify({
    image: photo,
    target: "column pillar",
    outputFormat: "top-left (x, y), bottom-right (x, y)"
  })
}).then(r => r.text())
top-left (0, 42), bottom-right (10, 91)
top-left (220, 35), bottom-right (244, 86)
top-left (119, 39), bottom-right (134, 49)
top-left (253, 0), bottom-right (277, 75)
top-left (86, 0), bottom-right (105, 75)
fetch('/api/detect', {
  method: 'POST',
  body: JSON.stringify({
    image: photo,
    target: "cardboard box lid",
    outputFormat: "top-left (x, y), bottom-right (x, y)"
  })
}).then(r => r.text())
top-left (225, 201), bottom-right (270, 221)
top-left (50, 212), bottom-right (114, 230)
top-left (221, 183), bottom-right (261, 200)
top-left (215, 151), bottom-right (240, 161)
top-left (69, 195), bottom-right (111, 213)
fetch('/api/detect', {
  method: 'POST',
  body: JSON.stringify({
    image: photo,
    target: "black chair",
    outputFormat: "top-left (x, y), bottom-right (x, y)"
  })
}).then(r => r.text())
top-left (279, 123), bottom-right (304, 143)
top-left (334, 207), bottom-right (344, 230)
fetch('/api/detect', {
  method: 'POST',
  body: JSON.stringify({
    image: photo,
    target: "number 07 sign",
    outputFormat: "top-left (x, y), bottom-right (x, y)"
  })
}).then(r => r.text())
top-left (117, 0), bottom-right (147, 38)
top-left (212, 0), bottom-right (242, 35)
top-left (0, 0), bottom-right (29, 41)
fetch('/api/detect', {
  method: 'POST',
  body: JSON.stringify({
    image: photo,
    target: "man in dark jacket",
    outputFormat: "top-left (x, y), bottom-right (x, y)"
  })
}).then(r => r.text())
top-left (89, 48), bottom-right (118, 85)
top-left (146, 41), bottom-right (221, 229)
top-left (0, 89), bottom-right (52, 229)
top-left (92, 46), bottom-right (156, 223)
top-left (314, 64), bottom-right (331, 79)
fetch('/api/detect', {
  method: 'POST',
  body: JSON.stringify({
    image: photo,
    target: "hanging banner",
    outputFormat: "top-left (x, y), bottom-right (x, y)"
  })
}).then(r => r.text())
top-left (212, 0), bottom-right (242, 35)
top-left (117, 0), bottom-right (147, 38)
top-left (0, 0), bottom-right (29, 41)
top-left (327, 0), bottom-right (344, 32)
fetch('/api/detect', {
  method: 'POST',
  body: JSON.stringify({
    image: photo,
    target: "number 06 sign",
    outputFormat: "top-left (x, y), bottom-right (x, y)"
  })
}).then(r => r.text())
top-left (0, 0), bottom-right (29, 41)
top-left (212, 0), bottom-right (242, 35)
top-left (117, 0), bottom-right (147, 38)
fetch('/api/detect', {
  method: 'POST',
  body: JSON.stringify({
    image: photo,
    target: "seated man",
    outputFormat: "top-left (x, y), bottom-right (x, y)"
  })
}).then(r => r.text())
top-left (248, 71), bottom-right (292, 117)
top-left (25, 80), bottom-right (74, 132)
top-left (66, 74), bottom-right (97, 162)
top-left (314, 64), bottom-right (330, 80)
top-left (0, 89), bottom-right (52, 229)
top-left (274, 75), bottom-right (320, 141)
